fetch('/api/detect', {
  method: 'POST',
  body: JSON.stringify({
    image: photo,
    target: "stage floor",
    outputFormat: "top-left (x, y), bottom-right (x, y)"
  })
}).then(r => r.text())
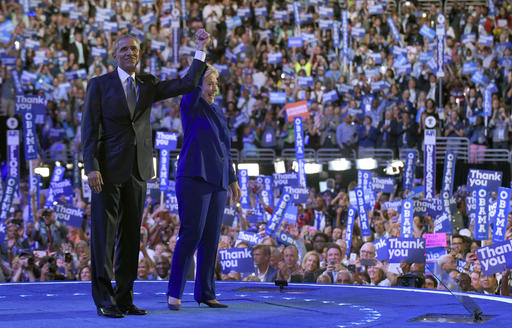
top-left (0, 281), bottom-right (511, 327)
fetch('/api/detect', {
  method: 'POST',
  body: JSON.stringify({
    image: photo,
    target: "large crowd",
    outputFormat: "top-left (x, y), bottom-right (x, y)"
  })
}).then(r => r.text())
top-left (0, 0), bottom-right (512, 297)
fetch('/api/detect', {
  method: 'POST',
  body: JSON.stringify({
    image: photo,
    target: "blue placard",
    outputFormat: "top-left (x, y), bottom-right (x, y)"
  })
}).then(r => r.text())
top-left (54, 204), bottom-right (84, 228)
top-left (213, 64), bottom-right (228, 76)
top-left (423, 143), bottom-right (435, 199)
top-left (345, 206), bottom-right (356, 255)
top-left (355, 188), bottom-right (371, 236)
top-left (322, 90), bottom-right (338, 103)
top-left (461, 33), bottom-right (476, 44)
top-left (384, 199), bottom-right (402, 213)
top-left (219, 248), bottom-right (254, 274)
top-left (0, 177), bottom-right (18, 222)
top-left (288, 37), bottom-right (303, 48)
top-left (332, 21), bottom-right (340, 48)
top-left (371, 177), bottom-right (394, 193)
top-left (154, 131), bottom-right (178, 150)
top-left (474, 188), bottom-right (490, 241)
top-left (476, 240), bottom-right (512, 276)
top-left (467, 169), bottom-right (503, 193)
top-left (294, 117), bottom-right (306, 187)
top-left (267, 52), bottom-right (283, 64)
top-left (226, 16), bottom-right (243, 30)
top-left (51, 179), bottom-right (74, 200)
top-left (140, 13), bottom-right (157, 25)
top-left (274, 10), bottom-right (289, 21)
top-left (433, 212), bottom-right (452, 235)
top-left (283, 205), bottom-right (298, 225)
top-left (292, 1), bottom-right (301, 26)
top-left (91, 47), bottom-right (107, 58)
top-left (374, 237), bottom-right (389, 261)
top-left (103, 21), bottom-right (118, 33)
top-left (319, 6), bottom-right (334, 17)
top-left (254, 6), bottom-right (268, 17)
top-left (418, 51), bottom-right (434, 63)
top-left (265, 193), bottom-right (291, 237)
top-left (426, 247), bottom-right (447, 264)
top-left (419, 25), bottom-right (436, 40)
top-left (159, 149), bottom-right (170, 191)
top-left (297, 76), bottom-right (314, 87)
top-left (392, 46), bottom-right (407, 56)
top-left (387, 238), bottom-right (426, 263)
top-left (1, 56), bottom-right (16, 66)
top-left (222, 206), bottom-right (237, 226)
top-left (342, 10), bottom-right (348, 57)
top-left (236, 7), bottom-right (251, 18)
top-left (239, 169), bottom-right (250, 209)
top-left (441, 152), bottom-right (456, 196)
top-left (7, 130), bottom-right (20, 182)
top-left (237, 231), bottom-right (263, 245)
top-left (233, 43), bottom-right (247, 56)
top-left (22, 110), bottom-right (38, 160)
top-left (318, 19), bottom-right (333, 30)
top-left (351, 27), bottom-right (366, 38)
top-left (462, 62), bottom-right (478, 74)
top-left (269, 92), bottom-right (286, 104)
top-left (492, 188), bottom-right (511, 242)
top-left (273, 172), bottom-right (299, 189)
top-left (400, 199), bottom-right (414, 238)
top-left (164, 191), bottom-right (178, 214)
top-left (151, 39), bottom-right (167, 51)
top-left (337, 83), bottom-right (354, 94)
top-left (161, 67), bottom-right (177, 80)
top-left (471, 71), bottom-right (488, 85)
top-left (282, 185), bottom-right (309, 203)
top-left (276, 231), bottom-right (299, 249)
top-left (368, 5), bottom-right (383, 15)
top-left (479, 34), bottom-right (494, 47)
top-left (258, 30), bottom-right (273, 40)
top-left (387, 17), bottom-right (401, 43)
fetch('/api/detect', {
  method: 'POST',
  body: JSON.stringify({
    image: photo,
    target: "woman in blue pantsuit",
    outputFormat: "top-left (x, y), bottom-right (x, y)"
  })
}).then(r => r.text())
top-left (167, 65), bottom-right (241, 310)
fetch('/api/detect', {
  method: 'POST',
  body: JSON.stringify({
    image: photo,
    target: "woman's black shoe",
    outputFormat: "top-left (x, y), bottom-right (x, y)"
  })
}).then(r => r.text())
top-left (197, 300), bottom-right (228, 308)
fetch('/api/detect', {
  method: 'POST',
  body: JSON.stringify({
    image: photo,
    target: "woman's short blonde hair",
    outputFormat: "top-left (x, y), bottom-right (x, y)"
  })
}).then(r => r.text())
top-left (301, 251), bottom-right (320, 271)
top-left (204, 64), bottom-right (219, 79)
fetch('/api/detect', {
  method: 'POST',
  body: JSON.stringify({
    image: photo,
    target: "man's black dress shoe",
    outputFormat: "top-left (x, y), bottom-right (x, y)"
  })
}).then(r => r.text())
top-left (97, 306), bottom-right (125, 318)
top-left (119, 304), bottom-right (148, 315)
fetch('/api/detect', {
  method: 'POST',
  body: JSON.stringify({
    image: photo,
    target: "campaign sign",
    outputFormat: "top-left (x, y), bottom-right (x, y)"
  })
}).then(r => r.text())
top-left (0, 177), bottom-right (18, 222)
top-left (7, 130), bottom-right (20, 181)
top-left (371, 177), bottom-right (394, 193)
top-left (355, 188), bottom-right (371, 236)
top-left (400, 199), bottom-right (414, 238)
top-left (344, 206), bottom-right (356, 255)
top-left (273, 10), bottom-right (289, 21)
top-left (357, 170), bottom-right (373, 191)
top-left (351, 27), bottom-right (366, 38)
top-left (288, 37), bottom-right (303, 48)
top-left (154, 131), bottom-right (177, 150)
top-left (322, 90), bottom-right (338, 104)
top-left (403, 151), bottom-right (417, 191)
top-left (476, 240), bottom-right (512, 276)
top-left (492, 187), bottom-right (511, 242)
top-left (22, 110), bottom-right (38, 160)
top-left (423, 143), bottom-right (436, 199)
top-left (474, 188), bottom-right (490, 240)
top-left (51, 179), bottom-right (73, 200)
top-left (424, 233), bottom-right (447, 248)
top-left (273, 172), bottom-right (299, 189)
top-left (239, 169), bottom-right (250, 209)
top-left (54, 204), bottom-right (84, 228)
top-left (297, 76), bottom-right (314, 88)
top-left (265, 192), bottom-right (291, 237)
top-left (165, 192), bottom-right (178, 214)
top-left (221, 206), bottom-right (236, 226)
top-left (384, 199), bottom-right (402, 213)
top-left (467, 169), bottom-right (503, 193)
top-left (283, 204), bottom-right (298, 225)
top-left (15, 94), bottom-right (45, 115)
top-left (269, 92), bottom-right (286, 104)
top-left (254, 6), bottom-right (268, 17)
top-left (419, 25), bottom-right (436, 40)
top-left (387, 238), bottom-right (426, 263)
top-left (237, 231), bottom-right (263, 246)
top-left (441, 152), bottom-right (456, 196)
top-left (285, 101), bottom-right (310, 122)
top-left (159, 149), bottom-right (170, 191)
top-left (267, 52), bottom-right (283, 64)
top-left (386, 17), bottom-right (401, 43)
top-left (374, 237), bottom-right (389, 261)
top-left (471, 71), bottom-right (488, 85)
top-left (233, 43), bottom-right (247, 56)
top-left (426, 247), bottom-right (447, 264)
top-left (282, 185), bottom-right (308, 203)
top-left (219, 248), bottom-right (254, 274)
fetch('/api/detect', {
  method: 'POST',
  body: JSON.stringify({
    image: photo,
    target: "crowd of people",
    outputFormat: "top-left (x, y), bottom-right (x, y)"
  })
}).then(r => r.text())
top-left (1, 0), bottom-right (512, 298)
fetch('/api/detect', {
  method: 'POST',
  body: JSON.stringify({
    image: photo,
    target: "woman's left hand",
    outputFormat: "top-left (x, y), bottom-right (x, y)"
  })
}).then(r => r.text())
top-left (229, 181), bottom-right (242, 203)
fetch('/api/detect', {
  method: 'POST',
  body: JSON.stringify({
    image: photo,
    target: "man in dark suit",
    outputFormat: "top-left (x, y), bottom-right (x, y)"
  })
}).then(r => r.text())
top-left (82, 30), bottom-right (210, 318)
top-left (68, 31), bottom-right (90, 69)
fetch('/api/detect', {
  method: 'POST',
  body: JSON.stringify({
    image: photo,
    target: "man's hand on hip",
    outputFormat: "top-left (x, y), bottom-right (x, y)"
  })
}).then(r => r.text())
top-left (88, 171), bottom-right (103, 193)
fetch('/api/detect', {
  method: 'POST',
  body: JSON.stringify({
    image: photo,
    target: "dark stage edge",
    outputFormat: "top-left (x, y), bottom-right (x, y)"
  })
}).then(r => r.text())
top-left (1, 281), bottom-right (511, 327)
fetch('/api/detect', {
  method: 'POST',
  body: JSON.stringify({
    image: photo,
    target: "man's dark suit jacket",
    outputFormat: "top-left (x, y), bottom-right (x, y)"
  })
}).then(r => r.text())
top-left (68, 41), bottom-right (90, 66)
top-left (82, 59), bottom-right (206, 183)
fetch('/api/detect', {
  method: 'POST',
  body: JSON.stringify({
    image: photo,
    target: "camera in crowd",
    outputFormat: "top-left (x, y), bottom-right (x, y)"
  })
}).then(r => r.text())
top-left (397, 273), bottom-right (426, 288)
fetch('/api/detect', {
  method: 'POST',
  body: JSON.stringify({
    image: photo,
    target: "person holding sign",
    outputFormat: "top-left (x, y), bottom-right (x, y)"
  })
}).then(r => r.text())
top-left (82, 30), bottom-right (210, 318)
top-left (167, 65), bottom-right (241, 310)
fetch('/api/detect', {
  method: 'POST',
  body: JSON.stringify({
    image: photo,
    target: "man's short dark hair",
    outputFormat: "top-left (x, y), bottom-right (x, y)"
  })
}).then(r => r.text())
top-left (325, 243), bottom-right (342, 254)
top-left (253, 244), bottom-right (270, 257)
top-left (313, 232), bottom-right (329, 243)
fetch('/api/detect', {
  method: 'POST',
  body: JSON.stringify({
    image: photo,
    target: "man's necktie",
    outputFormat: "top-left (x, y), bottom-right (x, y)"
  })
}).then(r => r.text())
top-left (126, 76), bottom-right (136, 117)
